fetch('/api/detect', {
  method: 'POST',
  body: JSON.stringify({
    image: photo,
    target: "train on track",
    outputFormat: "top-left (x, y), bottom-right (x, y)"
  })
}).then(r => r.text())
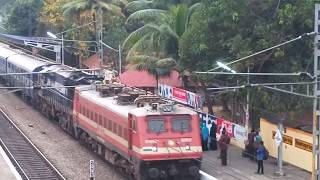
top-left (0, 42), bottom-right (202, 180)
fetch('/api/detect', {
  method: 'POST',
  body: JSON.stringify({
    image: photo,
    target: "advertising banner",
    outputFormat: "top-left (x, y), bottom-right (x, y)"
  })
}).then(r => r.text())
top-left (198, 112), bottom-right (247, 143)
top-left (216, 118), bottom-right (234, 138)
top-left (158, 83), bottom-right (203, 109)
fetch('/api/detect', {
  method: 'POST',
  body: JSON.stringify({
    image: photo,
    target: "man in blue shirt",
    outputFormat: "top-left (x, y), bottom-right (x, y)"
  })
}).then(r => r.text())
top-left (256, 141), bottom-right (266, 174)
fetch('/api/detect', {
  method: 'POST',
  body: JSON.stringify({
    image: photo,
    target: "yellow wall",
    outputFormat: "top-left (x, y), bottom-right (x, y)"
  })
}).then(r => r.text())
top-left (260, 118), bottom-right (312, 172)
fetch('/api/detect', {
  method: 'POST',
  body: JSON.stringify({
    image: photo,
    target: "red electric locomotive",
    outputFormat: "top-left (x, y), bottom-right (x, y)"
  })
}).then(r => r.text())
top-left (73, 83), bottom-right (202, 180)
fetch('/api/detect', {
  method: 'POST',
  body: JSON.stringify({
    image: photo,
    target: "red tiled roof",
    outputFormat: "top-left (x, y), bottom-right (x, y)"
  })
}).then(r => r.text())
top-left (119, 70), bottom-right (182, 88)
top-left (82, 54), bottom-right (101, 69)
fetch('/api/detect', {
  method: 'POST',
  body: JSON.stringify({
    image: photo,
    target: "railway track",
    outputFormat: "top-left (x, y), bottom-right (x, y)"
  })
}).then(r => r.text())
top-left (0, 108), bottom-right (65, 180)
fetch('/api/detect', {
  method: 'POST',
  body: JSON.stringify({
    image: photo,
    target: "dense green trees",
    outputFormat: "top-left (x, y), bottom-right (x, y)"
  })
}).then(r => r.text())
top-left (180, 0), bottom-right (314, 124)
top-left (0, 0), bottom-right (316, 124)
top-left (5, 0), bottom-right (43, 36)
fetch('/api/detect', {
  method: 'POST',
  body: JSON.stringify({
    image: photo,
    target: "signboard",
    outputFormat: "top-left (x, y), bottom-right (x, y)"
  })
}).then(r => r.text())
top-left (233, 124), bottom-right (247, 142)
top-left (89, 160), bottom-right (95, 179)
top-left (272, 131), bottom-right (293, 145)
top-left (274, 129), bottom-right (282, 147)
top-left (216, 118), bottom-right (234, 138)
top-left (158, 84), bottom-right (202, 109)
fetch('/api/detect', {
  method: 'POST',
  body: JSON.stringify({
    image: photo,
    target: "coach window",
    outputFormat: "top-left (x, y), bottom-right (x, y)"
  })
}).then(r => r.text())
top-left (103, 117), bottom-right (107, 128)
top-left (86, 109), bottom-right (89, 117)
top-left (118, 125), bottom-right (122, 137)
top-left (95, 113), bottom-right (98, 123)
top-left (91, 111), bottom-right (93, 120)
top-left (108, 120), bottom-right (112, 131)
top-left (123, 128), bottom-right (128, 140)
top-left (99, 115), bottom-right (102, 125)
top-left (113, 122), bottom-right (117, 134)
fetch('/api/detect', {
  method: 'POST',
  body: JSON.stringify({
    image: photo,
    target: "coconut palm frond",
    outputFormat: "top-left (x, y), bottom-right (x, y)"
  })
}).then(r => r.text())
top-left (97, 2), bottom-right (123, 16)
top-left (63, 0), bottom-right (87, 15)
top-left (122, 24), bottom-right (159, 50)
top-left (171, 4), bottom-right (189, 37)
top-left (158, 24), bottom-right (179, 40)
top-left (186, 2), bottom-right (202, 27)
top-left (128, 55), bottom-right (157, 64)
top-left (126, 34), bottom-right (156, 60)
top-left (126, 9), bottom-right (167, 24)
top-left (125, 0), bottom-right (153, 14)
top-left (155, 57), bottom-right (177, 68)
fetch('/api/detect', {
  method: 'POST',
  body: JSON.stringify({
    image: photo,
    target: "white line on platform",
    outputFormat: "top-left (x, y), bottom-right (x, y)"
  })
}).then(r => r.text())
top-left (0, 145), bottom-right (22, 180)
top-left (200, 170), bottom-right (218, 180)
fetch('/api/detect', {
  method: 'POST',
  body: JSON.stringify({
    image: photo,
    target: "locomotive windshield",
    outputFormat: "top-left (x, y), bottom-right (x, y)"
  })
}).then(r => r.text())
top-left (147, 118), bottom-right (166, 133)
top-left (172, 117), bottom-right (191, 132)
top-left (147, 115), bottom-right (192, 134)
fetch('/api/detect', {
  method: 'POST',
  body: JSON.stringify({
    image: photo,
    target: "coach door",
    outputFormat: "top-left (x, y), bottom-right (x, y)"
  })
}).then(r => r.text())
top-left (128, 113), bottom-right (134, 156)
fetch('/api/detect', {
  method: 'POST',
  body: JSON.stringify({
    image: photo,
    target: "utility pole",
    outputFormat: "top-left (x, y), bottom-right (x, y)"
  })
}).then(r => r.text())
top-left (245, 66), bottom-right (250, 131)
top-left (97, 7), bottom-right (103, 64)
top-left (119, 45), bottom-right (122, 74)
top-left (275, 118), bottom-right (284, 176)
top-left (313, 3), bottom-right (320, 180)
top-left (61, 34), bottom-right (64, 65)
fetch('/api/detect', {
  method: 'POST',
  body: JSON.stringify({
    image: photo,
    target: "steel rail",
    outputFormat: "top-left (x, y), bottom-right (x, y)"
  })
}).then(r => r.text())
top-left (0, 108), bottom-right (66, 180)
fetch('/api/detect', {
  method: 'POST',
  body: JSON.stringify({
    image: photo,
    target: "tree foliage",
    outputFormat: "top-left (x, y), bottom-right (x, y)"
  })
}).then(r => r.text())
top-left (180, 0), bottom-right (314, 123)
top-left (5, 0), bottom-right (43, 36)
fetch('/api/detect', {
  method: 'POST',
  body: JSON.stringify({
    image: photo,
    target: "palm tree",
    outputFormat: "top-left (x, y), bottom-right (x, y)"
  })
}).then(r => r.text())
top-left (130, 55), bottom-right (177, 91)
top-left (62, 0), bottom-right (127, 67)
top-left (63, 0), bottom-right (127, 20)
top-left (123, 2), bottom-right (202, 61)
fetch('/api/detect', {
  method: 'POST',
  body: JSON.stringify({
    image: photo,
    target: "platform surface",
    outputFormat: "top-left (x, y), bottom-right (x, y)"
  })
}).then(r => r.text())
top-left (0, 145), bottom-right (22, 180)
top-left (201, 145), bottom-right (311, 180)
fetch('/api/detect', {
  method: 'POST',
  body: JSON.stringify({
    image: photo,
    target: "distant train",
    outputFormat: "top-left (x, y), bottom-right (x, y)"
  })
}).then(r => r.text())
top-left (0, 42), bottom-right (202, 180)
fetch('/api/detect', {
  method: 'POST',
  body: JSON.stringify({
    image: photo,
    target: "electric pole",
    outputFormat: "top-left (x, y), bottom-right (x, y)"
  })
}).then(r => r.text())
top-left (97, 7), bottom-right (103, 64)
top-left (313, 2), bottom-right (320, 180)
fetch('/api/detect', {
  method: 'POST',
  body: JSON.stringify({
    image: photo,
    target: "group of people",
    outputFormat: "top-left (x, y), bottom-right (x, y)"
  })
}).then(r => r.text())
top-left (201, 121), bottom-right (230, 166)
top-left (200, 120), bottom-right (218, 151)
top-left (201, 124), bottom-right (268, 174)
top-left (245, 129), bottom-right (268, 174)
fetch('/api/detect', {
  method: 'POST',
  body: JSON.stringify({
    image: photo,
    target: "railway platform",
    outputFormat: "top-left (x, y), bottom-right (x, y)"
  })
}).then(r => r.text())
top-left (201, 145), bottom-right (310, 180)
top-left (0, 145), bottom-right (22, 180)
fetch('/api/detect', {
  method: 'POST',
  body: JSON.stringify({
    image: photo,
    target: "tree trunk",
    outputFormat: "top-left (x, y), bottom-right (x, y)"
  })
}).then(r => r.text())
top-left (200, 81), bottom-right (213, 115)
top-left (221, 93), bottom-right (230, 111)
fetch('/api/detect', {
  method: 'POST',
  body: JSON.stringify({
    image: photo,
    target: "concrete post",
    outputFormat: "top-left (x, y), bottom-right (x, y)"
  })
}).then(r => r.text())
top-left (313, 3), bottom-right (320, 180)
top-left (275, 121), bottom-right (284, 176)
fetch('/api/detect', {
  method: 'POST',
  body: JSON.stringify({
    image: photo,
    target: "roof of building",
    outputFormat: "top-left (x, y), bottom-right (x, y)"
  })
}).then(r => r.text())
top-left (119, 70), bottom-right (183, 88)
top-left (82, 54), bottom-right (102, 69)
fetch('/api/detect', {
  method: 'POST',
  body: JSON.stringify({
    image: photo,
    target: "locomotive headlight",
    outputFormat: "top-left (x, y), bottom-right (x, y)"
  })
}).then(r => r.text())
top-left (185, 145), bottom-right (191, 151)
top-left (168, 140), bottom-right (175, 146)
top-left (152, 146), bottom-right (158, 152)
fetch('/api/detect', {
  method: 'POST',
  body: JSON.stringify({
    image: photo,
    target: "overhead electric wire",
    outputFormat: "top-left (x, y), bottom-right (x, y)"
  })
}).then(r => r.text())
top-left (262, 86), bottom-right (315, 99)
top-left (200, 31), bottom-right (315, 73)
top-left (0, 40), bottom-right (56, 63)
top-left (0, 89), bottom-right (23, 96)
top-left (0, 68), bottom-right (103, 76)
top-left (194, 71), bottom-right (311, 77)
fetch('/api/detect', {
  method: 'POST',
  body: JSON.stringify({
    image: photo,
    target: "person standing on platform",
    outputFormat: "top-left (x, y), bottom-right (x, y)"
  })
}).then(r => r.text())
top-left (256, 141), bottom-right (266, 174)
top-left (201, 122), bottom-right (209, 151)
top-left (219, 128), bottom-right (230, 165)
top-left (247, 129), bottom-right (256, 160)
top-left (209, 120), bottom-right (217, 150)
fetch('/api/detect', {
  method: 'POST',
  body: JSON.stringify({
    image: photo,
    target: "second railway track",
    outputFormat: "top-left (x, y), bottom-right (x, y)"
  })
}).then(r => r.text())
top-left (0, 108), bottom-right (65, 180)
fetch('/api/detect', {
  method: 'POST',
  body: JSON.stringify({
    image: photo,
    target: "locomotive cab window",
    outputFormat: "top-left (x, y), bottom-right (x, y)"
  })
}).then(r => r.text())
top-left (147, 117), bottom-right (166, 133)
top-left (171, 116), bottom-right (191, 132)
